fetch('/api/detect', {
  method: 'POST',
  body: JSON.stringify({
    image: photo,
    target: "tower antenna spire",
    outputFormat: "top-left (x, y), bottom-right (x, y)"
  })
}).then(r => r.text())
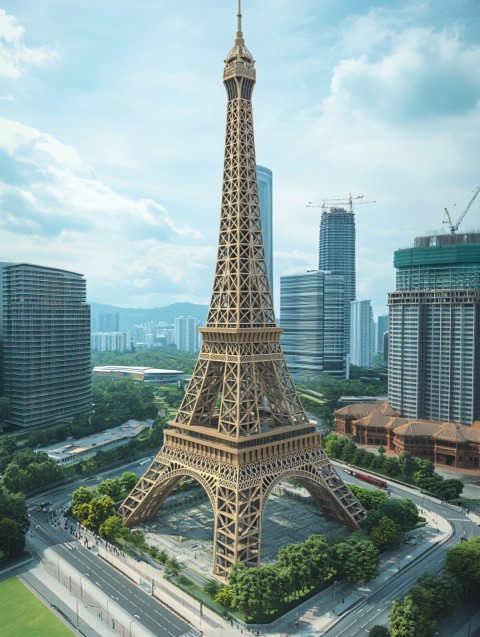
top-left (236, 0), bottom-right (244, 43)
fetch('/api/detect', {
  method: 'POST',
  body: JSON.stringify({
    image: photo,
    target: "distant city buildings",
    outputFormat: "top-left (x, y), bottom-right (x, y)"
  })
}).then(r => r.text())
top-left (0, 263), bottom-right (92, 428)
top-left (388, 232), bottom-right (480, 426)
top-left (350, 300), bottom-right (374, 368)
top-left (95, 311), bottom-right (120, 332)
top-left (280, 270), bottom-right (346, 378)
top-left (91, 332), bottom-right (126, 352)
top-left (319, 207), bottom-right (356, 361)
top-left (174, 316), bottom-right (200, 352)
top-left (375, 314), bottom-right (389, 354)
top-left (256, 165), bottom-right (273, 290)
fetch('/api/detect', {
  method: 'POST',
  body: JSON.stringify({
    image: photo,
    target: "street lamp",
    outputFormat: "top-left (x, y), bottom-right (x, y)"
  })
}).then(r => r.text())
top-left (129, 618), bottom-right (135, 637)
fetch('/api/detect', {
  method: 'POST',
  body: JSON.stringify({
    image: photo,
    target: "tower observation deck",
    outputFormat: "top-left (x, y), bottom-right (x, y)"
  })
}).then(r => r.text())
top-left (119, 1), bottom-right (365, 580)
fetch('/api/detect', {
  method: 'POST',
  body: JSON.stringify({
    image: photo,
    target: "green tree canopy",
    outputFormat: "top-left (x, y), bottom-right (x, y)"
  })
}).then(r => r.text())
top-left (446, 537), bottom-right (480, 594)
top-left (369, 516), bottom-right (399, 550)
top-left (390, 595), bottom-right (436, 637)
top-left (333, 535), bottom-right (379, 584)
top-left (0, 517), bottom-right (25, 561)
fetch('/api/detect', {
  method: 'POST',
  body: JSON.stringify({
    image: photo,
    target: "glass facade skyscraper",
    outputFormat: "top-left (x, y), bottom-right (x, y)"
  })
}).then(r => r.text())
top-left (280, 270), bottom-right (346, 378)
top-left (1, 263), bottom-right (92, 428)
top-left (256, 165), bottom-right (273, 291)
top-left (388, 233), bottom-right (480, 426)
top-left (319, 208), bottom-right (356, 357)
top-left (350, 300), bottom-right (374, 368)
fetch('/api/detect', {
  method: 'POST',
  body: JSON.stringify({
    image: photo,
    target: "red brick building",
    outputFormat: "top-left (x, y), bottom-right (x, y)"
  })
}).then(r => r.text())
top-left (335, 402), bottom-right (480, 469)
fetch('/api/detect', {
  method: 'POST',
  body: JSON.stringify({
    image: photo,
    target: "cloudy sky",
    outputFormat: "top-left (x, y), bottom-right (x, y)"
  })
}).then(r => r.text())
top-left (0, 1), bottom-right (479, 316)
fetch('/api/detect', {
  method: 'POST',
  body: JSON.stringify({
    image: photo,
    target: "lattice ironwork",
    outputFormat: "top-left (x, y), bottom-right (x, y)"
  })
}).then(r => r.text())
top-left (119, 2), bottom-right (365, 580)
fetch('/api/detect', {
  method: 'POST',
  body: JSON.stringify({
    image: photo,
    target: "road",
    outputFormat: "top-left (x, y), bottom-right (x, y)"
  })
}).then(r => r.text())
top-left (323, 465), bottom-right (480, 636)
top-left (27, 459), bottom-right (199, 637)
top-left (27, 456), bottom-right (480, 637)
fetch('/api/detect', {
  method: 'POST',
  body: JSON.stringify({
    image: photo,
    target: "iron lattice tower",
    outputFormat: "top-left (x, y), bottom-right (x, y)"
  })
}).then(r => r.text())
top-left (119, 2), bottom-right (365, 580)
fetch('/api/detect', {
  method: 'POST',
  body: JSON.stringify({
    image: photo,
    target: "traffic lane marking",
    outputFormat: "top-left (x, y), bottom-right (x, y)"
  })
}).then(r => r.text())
top-left (53, 543), bottom-right (187, 634)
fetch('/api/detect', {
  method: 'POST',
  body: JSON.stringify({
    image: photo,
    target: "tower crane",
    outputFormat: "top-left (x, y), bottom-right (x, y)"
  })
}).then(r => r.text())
top-left (307, 193), bottom-right (376, 212)
top-left (443, 187), bottom-right (480, 235)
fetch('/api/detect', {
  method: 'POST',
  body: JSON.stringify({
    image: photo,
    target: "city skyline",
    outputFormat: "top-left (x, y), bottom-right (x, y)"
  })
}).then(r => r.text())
top-left (0, 1), bottom-right (479, 316)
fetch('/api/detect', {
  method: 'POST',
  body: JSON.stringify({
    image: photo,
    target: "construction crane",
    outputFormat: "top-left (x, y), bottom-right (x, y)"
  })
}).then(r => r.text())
top-left (307, 193), bottom-right (376, 212)
top-left (443, 187), bottom-right (480, 235)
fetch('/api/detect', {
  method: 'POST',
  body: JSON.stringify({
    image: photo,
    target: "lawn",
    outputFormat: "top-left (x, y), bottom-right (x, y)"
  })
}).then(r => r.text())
top-left (0, 577), bottom-right (74, 637)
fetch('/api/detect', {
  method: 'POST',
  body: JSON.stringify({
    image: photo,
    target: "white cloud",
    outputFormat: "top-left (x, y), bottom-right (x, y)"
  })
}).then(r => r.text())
top-left (0, 9), bottom-right (58, 79)
top-left (0, 117), bottom-right (211, 306)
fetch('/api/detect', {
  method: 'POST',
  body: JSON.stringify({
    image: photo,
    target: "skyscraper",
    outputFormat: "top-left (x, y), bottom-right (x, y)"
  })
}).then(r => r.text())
top-left (389, 232), bottom-right (480, 425)
top-left (174, 316), bottom-right (199, 352)
top-left (1, 263), bottom-right (92, 428)
top-left (319, 207), bottom-right (356, 357)
top-left (98, 312), bottom-right (120, 332)
top-left (120, 3), bottom-right (364, 579)
top-left (376, 314), bottom-right (389, 354)
top-left (256, 165), bottom-right (273, 289)
top-left (280, 270), bottom-right (346, 378)
top-left (350, 300), bottom-right (374, 368)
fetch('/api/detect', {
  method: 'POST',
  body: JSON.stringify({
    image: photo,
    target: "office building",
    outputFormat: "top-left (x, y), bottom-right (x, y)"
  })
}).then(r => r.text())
top-left (280, 270), bottom-right (346, 378)
top-left (388, 232), bottom-right (480, 426)
top-left (376, 314), bottom-right (389, 354)
top-left (319, 207), bottom-right (356, 356)
top-left (174, 316), bottom-right (199, 352)
top-left (350, 300), bottom-right (374, 368)
top-left (256, 165), bottom-right (273, 290)
top-left (1, 263), bottom-right (91, 428)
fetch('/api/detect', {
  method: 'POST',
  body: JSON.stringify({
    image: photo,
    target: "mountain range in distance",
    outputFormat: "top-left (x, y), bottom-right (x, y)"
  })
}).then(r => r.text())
top-left (89, 301), bottom-right (209, 331)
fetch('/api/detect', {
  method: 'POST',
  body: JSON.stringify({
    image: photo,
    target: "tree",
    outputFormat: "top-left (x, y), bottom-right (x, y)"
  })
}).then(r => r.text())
top-left (228, 564), bottom-right (263, 618)
top-left (99, 515), bottom-right (125, 541)
top-left (204, 579), bottom-right (222, 597)
top-left (80, 457), bottom-right (96, 477)
top-left (71, 486), bottom-right (95, 512)
top-left (215, 586), bottom-right (233, 608)
top-left (398, 451), bottom-right (416, 483)
top-left (84, 496), bottom-right (115, 532)
top-left (370, 627), bottom-right (391, 637)
top-left (370, 516), bottom-right (399, 550)
top-left (120, 472), bottom-right (138, 493)
top-left (98, 478), bottom-right (123, 501)
top-left (390, 595), bottom-right (436, 637)
top-left (333, 535), bottom-right (379, 584)
top-left (349, 485), bottom-right (388, 510)
top-left (0, 486), bottom-right (29, 533)
top-left (410, 571), bottom-right (460, 619)
top-left (438, 479), bottom-right (463, 501)
top-left (304, 534), bottom-right (335, 586)
top-left (446, 537), bottom-right (480, 594)
top-left (166, 557), bottom-right (181, 577)
top-left (0, 517), bottom-right (25, 560)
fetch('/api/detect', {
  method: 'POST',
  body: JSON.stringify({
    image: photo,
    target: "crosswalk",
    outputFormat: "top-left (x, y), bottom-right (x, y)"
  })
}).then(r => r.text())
top-left (447, 518), bottom-right (470, 522)
top-left (179, 632), bottom-right (201, 637)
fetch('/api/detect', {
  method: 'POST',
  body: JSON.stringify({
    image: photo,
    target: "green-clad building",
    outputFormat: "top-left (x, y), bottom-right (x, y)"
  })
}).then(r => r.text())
top-left (388, 233), bottom-right (480, 426)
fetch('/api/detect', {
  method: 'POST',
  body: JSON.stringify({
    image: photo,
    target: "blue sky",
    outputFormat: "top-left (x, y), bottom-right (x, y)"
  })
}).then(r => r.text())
top-left (0, 0), bottom-right (479, 316)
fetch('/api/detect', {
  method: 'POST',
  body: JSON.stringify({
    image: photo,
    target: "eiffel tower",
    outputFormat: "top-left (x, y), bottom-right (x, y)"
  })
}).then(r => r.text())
top-left (119, 1), bottom-right (365, 580)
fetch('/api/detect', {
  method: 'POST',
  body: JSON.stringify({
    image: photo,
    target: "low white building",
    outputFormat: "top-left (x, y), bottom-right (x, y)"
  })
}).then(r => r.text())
top-left (37, 419), bottom-right (151, 464)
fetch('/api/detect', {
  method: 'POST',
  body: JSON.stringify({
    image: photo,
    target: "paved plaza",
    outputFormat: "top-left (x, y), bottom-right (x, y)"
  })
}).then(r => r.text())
top-left (137, 485), bottom-right (349, 576)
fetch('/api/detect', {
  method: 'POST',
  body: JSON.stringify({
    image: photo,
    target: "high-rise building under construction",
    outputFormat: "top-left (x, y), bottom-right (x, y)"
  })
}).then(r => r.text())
top-left (389, 232), bottom-right (480, 425)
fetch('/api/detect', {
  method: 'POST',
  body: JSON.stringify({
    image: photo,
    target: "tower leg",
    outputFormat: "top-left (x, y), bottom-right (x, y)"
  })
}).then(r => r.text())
top-left (213, 483), bottom-right (262, 580)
